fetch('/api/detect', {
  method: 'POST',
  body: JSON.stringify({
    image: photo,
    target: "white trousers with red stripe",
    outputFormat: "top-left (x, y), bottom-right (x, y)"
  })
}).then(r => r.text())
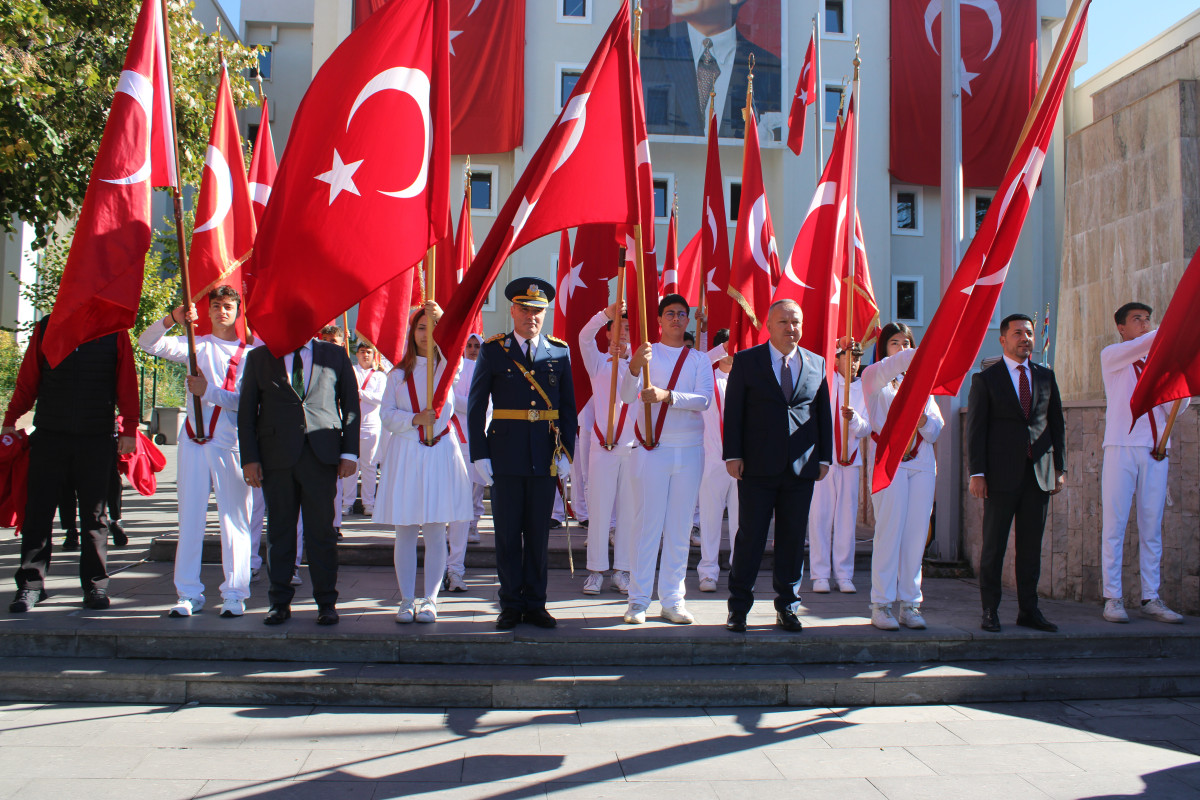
top-left (585, 442), bottom-right (636, 573)
top-left (628, 444), bottom-right (704, 608)
top-left (869, 465), bottom-right (935, 606)
top-left (808, 462), bottom-right (861, 583)
top-left (1101, 445), bottom-right (1168, 601)
top-left (697, 459), bottom-right (737, 582)
top-left (174, 437), bottom-right (253, 601)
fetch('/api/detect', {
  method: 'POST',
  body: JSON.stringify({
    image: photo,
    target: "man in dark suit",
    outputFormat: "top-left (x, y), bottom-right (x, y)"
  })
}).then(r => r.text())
top-left (468, 278), bottom-right (577, 631)
top-left (640, 0), bottom-right (782, 139)
top-left (723, 299), bottom-right (832, 632)
top-left (239, 335), bottom-right (360, 626)
top-left (968, 313), bottom-right (1066, 633)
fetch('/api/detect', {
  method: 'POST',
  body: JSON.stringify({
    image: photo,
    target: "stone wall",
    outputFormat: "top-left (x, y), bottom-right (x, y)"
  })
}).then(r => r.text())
top-left (961, 402), bottom-right (1200, 615)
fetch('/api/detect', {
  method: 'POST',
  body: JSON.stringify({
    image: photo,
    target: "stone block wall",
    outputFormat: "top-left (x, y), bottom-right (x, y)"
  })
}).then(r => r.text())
top-left (961, 402), bottom-right (1200, 614)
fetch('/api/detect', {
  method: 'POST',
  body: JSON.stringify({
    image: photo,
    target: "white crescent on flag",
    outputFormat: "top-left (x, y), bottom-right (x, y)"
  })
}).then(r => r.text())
top-left (99, 70), bottom-right (153, 186)
top-left (193, 144), bottom-right (233, 233)
top-left (924, 0), bottom-right (1003, 58)
top-left (346, 67), bottom-right (432, 199)
top-left (748, 195), bottom-right (775, 274)
top-left (554, 93), bottom-right (590, 172)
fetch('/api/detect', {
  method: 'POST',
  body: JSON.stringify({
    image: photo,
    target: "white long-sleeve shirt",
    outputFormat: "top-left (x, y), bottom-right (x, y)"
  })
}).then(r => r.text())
top-left (138, 321), bottom-right (252, 451)
top-left (1100, 329), bottom-right (1190, 449)
top-left (380, 355), bottom-right (462, 442)
top-left (580, 310), bottom-right (636, 448)
top-left (860, 348), bottom-right (944, 473)
top-left (831, 372), bottom-right (871, 467)
top-left (619, 342), bottom-right (712, 447)
top-left (353, 364), bottom-right (386, 430)
top-left (701, 364), bottom-right (729, 462)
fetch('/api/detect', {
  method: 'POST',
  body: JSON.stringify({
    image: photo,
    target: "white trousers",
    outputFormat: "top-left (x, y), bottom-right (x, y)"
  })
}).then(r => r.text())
top-left (808, 463), bottom-right (861, 582)
top-left (697, 461), bottom-right (738, 582)
top-left (250, 487), bottom-right (265, 570)
top-left (394, 524), bottom-right (448, 604)
top-left (585, 444), bottom-right (636, 572)
top-left (174, 438), bottom-right (253, 601)
top-left (447, 520), bottom-right (468, 576)
top-left (343, 426), bottom-right (382, 511)
top-left (552, 433), bottom-right (591, 523)
top-left (1101, 445), bottom-right (1168, 600)
top-left (628, 444), bottom-right (704, 608)
top-left (869, 465), bottom-right (935, 606)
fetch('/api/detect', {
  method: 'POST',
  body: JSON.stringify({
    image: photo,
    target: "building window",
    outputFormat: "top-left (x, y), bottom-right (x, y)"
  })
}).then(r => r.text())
top-left (247, 124), bottom-right (259, 148)
top-left (555, 64), bottom-right (586, 111)
top-left (824, 1), bottom-right (851, 39)
top-left (254, 45), bottom-right (272, 81)
top-left (725, 179), bottom-right (741, 225)
top-left (653, 174), bottom-right (675, 221)
top-left (558, 0), bottom-right (590, 23)
top-left (824, 86), bottom-right (844, 127)
top-left (482, 286), bottom-right (496, 313)
top-left (893, 276), bottom-right (923, 325)
top-left (891, 185), bottom-right (923, 236)
top-left (970, 191), bottom-right (994, 234)
top-left (467, 164), bottom-right (498, 216)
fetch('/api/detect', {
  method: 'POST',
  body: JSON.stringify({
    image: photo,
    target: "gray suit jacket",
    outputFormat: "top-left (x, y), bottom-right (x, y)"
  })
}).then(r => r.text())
top-left (238, 340), bottom-right (361, 470)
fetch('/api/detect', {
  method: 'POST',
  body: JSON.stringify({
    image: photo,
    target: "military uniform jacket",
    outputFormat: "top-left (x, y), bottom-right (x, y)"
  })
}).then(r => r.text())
top-left (467, 332), bottom-right (577, 477)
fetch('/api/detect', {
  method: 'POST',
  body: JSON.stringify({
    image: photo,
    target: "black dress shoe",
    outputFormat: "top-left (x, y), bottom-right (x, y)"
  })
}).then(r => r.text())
top-left (316, 605), bottom-right (339, 625)
top-left (981, 609), bottom-right (1001, 632)
top-left (726, 611), bottom-right (747, 632)
top-left (109, 520), bottom-right (128, 547)
top-left (1016, 610), bottom-right (1058, 632)
top-left (62, 531), bottom-right (79, 552)
top-left (776, 609), bottom-right (804, 632)
top-left (523, 608), bottom-right (557, 629)
top-left (579, 520), bottom-right (589, 528)
top-left (548, 519), bottom-right (562, 529)
top-left (263, 605), bottom-right (291, 625)
top-left (83, 589), bottom-right (110, 610)
top-left (9, 588), bottom-right (47, 613)
top-left (496, 609), bottom-right (522, 630)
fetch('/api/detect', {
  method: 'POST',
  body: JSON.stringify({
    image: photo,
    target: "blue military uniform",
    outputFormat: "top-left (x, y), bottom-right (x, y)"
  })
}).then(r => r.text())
top-left (467, 279), bottom-right (576, 628)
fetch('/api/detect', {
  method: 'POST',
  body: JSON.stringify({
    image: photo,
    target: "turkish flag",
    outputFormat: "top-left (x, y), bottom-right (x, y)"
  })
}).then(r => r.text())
top-left (448, 189), bottom-right (482, 337)
top-left (188, 65), bottom-right (256, 342)
top-left (845, 214), bottom-right (882, 351)
top-left (623, 53), bottom-right (660, 351)
top-left (700, 111), bottom-right (733, 338)
top-left (553, 227), bottom-right (617, 413)
top-left (249, 0), bottom-right (451, 357)
top-left (357, 0), bottom-right (524, 154)
top-left (873, 2), bottom-right (1089, 492)
top-left (659, 208), bottom-right (679, 296)
top-left (356, 266), bottom-right (417, 367)
top-left (787, 33), bottom-right (817, 156)
top-left (247, 98), bottom-right (277, 227)
top-left (432, 1), bottom-right (640, 413)
top-left (41, 0), bottom-right (177, 367)
top-left (673, 230), bottom-right (703, 308)
top-left (1129, 244), bottom-right (1200, 423)
top-left (727, 109), bottom-right (780, 353)
top-left (890, 0), bottom-right (1037, 188)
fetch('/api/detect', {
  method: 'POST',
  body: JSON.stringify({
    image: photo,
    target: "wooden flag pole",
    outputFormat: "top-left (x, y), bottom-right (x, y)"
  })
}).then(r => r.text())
top-left (161, 0), bottom-right (204, 437)
top-left (605, 247), bottom-right (626, 449)
top-left (341, 312), bottom-right (351, 356)
top-left (1153, 399), bottom-right (1183, 460)
top-left (424, 247), bottom-right (436, 446)
top-left (632, 1), bottom-right (656, 447)
top-left (841, 40), bottom-right (862, 465)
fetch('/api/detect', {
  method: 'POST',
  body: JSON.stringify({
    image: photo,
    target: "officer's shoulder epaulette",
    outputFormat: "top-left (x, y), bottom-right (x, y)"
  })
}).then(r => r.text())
top-left (546, 335), bottom-right (568, 348)
top-left (485, 333), bottom-right (507, 344)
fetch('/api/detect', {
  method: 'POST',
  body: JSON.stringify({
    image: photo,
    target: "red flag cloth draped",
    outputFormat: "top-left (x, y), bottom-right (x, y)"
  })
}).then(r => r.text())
top-left (247, 99), bottom-right (277, 226)
top-left (554, 226), bottom-right (619, 413)
top-left (41, 0), bottom-right (176, 367)
top-left (451, 190), bottom-right (482, 337)
top-left (873, 2), bottom-right (1089, 493)
top-left (553, 230), bottom-right (574, 338)
top-left (846, 214), bottom-right (882, 351)
top-left (1129, 243), bottom-right (1200, 421)
top-left (701, 111), bottom-right (733, 336)
top-left (356, 0), bottom-right (524, 154)
top-left (432, 1), bottom-right (640, 413)
top-left (623, 51), bottom-right (660, 351)
top-left (659, 208), bottom-right (679, 296)
top-left (889, 0), bottom-right (1037, 188)
top-left (675, 230), bottom-right (703, 308)
top-left (0, 430), bottom-right (30, 532)
top-left (727, 109), bottom-right (780, 353)
top-left (787, 33), bottom-right (817, 156)
top-left (248, 0), bottom-right (451, 356)
top-left (118, 430), bottom-right (167, 496)
top-left (356, 266), bottom-right (417, 367)
top-left (188, 65), bottom-right (257, 341)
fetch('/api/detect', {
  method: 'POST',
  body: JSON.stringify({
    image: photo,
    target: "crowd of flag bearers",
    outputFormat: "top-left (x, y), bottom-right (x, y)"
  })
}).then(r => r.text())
top-left (5, 0), bottom-right (1197, 634)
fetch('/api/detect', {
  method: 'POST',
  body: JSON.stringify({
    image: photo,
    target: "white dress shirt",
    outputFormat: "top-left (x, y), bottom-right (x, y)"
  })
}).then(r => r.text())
top-left (511, 332), bottom-right (541, 360)
top-left (768, 341), bottom-right (800, 396)
top-left (1100, 329), bottom-right (1190, 449)
top-left (580, 311), bottom-right (635, 448)
top-left (1002, 354), bottom-right (1033, 403)
top-left (619, 342), bottom-right (712, 447)
top-left (353, 364), bottom-right (386, 429)
top-left (686, 22), bottom-right (736, 123)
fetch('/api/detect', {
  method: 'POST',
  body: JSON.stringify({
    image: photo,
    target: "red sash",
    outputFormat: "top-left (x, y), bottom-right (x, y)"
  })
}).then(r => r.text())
top-left (186, 341), bottom-right (247, 444)
top-left (449, 415), bottom-right (466, 445)
top-left (405, 372), bottom-right (449, 447)
top-left (634, 347), bottom-right (691, 450)
top-left (594, 400), bottom-right (630, 448)
top-left (360, 369), bottom-right (375, 391)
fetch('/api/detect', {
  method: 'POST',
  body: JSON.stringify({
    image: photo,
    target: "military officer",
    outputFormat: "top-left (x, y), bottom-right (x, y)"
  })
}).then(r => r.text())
top-left (468, 278), bottom-right (577, 630)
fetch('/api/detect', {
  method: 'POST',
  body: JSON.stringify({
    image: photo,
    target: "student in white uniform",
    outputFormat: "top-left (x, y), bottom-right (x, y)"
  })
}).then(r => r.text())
top-left (344, 342), bottom-right (386, 516)
top-left (446, 332), bottom-right (485, 593)
top-left (553, 400), bottom-right (592, 529)
top-left (376, 302), bottom-right (472, 623)
top-left (619, 294), bottom-right (713, 625)
top-left (138, 287), bottom-right (255, 617)
top-left (579, 301), bottom-right (636, 595)
top-left (808, 339), bottom-right (870, 594)
top-left (697, 329), bottom-right (736, 592)
top-left (860, 322), bottom-right (943, 631)
top-left (1099, 302), bottom-right (1189, 624)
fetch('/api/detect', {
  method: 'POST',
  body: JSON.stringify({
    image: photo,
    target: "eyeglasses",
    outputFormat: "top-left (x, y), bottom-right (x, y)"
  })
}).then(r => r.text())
top-left (662, 310), bottom-right (690, 320)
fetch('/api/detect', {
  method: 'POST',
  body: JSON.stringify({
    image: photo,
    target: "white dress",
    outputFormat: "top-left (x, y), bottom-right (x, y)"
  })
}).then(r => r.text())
top-left (374, 356), bottom-right (473, 525)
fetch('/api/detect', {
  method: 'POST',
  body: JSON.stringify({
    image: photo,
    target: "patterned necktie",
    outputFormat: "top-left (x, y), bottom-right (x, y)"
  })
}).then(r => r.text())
top-left (291, 349), bottom-right (305, 398)
top-left (1018, 364), bottom-right (1032, 458)
top-left (781, 354), bottom-right (794, 404)
top-left (696, 38), bottom-right (720, 116)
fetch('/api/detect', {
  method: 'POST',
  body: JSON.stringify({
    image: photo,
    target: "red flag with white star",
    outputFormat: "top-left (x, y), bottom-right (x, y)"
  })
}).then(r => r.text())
top-left (553, 227), bottom-right (617, 413)
top-left (247, 99), bottom-right (277, 227)
top-left (786, 32), bottom-right (816, 156)
top-left (700, 110), bottom-right (733, 337)
top-left (727, 109), bottom-right (780, 353)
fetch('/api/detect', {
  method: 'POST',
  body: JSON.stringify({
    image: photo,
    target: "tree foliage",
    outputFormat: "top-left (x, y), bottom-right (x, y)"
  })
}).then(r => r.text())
top-left (0, 0), bottom-right (261, 247)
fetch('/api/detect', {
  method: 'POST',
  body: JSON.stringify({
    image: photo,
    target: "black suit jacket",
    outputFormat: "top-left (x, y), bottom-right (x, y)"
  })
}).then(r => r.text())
top-left (640, 21), bottom-right (782, 139)
top-left (238, 341), bottom-right (361, 470)
top-left (723, 343), bottom-right (832, 479)
top-left (966, 359), bottom-right (1065, 493)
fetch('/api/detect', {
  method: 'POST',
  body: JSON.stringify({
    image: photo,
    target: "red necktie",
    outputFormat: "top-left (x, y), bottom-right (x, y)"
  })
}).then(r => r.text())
top-left (1018, 364), bottom-right (1032, 458)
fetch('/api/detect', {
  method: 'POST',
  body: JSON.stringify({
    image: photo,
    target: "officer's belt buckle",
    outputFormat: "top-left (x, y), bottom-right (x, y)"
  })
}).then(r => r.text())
top-left (527, 409), bottom-right (541, 422)
top-left (901, 452), bottom-right (917, 462)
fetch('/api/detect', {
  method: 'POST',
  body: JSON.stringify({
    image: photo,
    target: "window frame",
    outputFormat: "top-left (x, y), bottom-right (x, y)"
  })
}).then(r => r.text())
top-left (555, 62), bottom-right (588, 112)
top-left (557, 0), bottom-right (591, 24)
top-left (823, 84), bottom-right (846, 130)
top-left (652, 173), bottom-right (676, 223)
top-left (892, 275), bottom-right (924, 326)
top-left (891, 185), bottom-right (924, 237)
top-left (968, 189), bottom-right (996, 237)
top-left (822, 0), bottom-right (853, 42)
top-left (724, 177), bottom-right (742, 226)
top-left (466, 163), bottom-right (499, 218)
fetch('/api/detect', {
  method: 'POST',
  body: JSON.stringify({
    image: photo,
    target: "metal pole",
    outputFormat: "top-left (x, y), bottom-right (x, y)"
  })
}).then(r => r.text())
top-left (813, 11), bottom-right (824, 185)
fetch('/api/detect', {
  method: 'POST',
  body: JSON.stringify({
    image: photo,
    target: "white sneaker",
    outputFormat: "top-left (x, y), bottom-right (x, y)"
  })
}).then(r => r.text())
top-left (811, 579), bottom-right (831, 593)
top-left (870, 604), bottom-right (900, 631)
top-left (1102, 598), bottom-right (1129, 623)
top-left (290, 572), bottom-right (303, 586)
top-left (899, 604), bottom-right (927, 629)
top-left (466, 530), bottom-right (481, 544)
top-left (582, 571), bottom-right (604, 595)
top-left (169, 596), bottom-right (204, 617)
top-left (661, 603), bottom-right (694, 625)
top-left (1142, 598), bottom-right (1183, 624)
top-left (837, 580), bottom-right (857, 594)
top-left (690, 531), bottom-right (702, 547)
top-left (219, 598), bottom-right (245, 618)
top-left (445, 572), bottom-right (467, 593)
top-left (395, 599), bottom-right (415, 624)
top-left (623, 602), bottom-right (648, 624)
top-left (611, 570), bottom-right (630, 595)
top-left (415, 599), bottom-right (437, 623)
top-left (250, 568), bottom-right (263, 584)
top-left (698, 577), bottom-right (718, 592)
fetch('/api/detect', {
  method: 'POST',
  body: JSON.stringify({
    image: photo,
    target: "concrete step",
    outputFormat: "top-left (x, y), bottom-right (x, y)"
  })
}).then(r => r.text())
top-left (2, 655), bottom-right (1196, 708)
